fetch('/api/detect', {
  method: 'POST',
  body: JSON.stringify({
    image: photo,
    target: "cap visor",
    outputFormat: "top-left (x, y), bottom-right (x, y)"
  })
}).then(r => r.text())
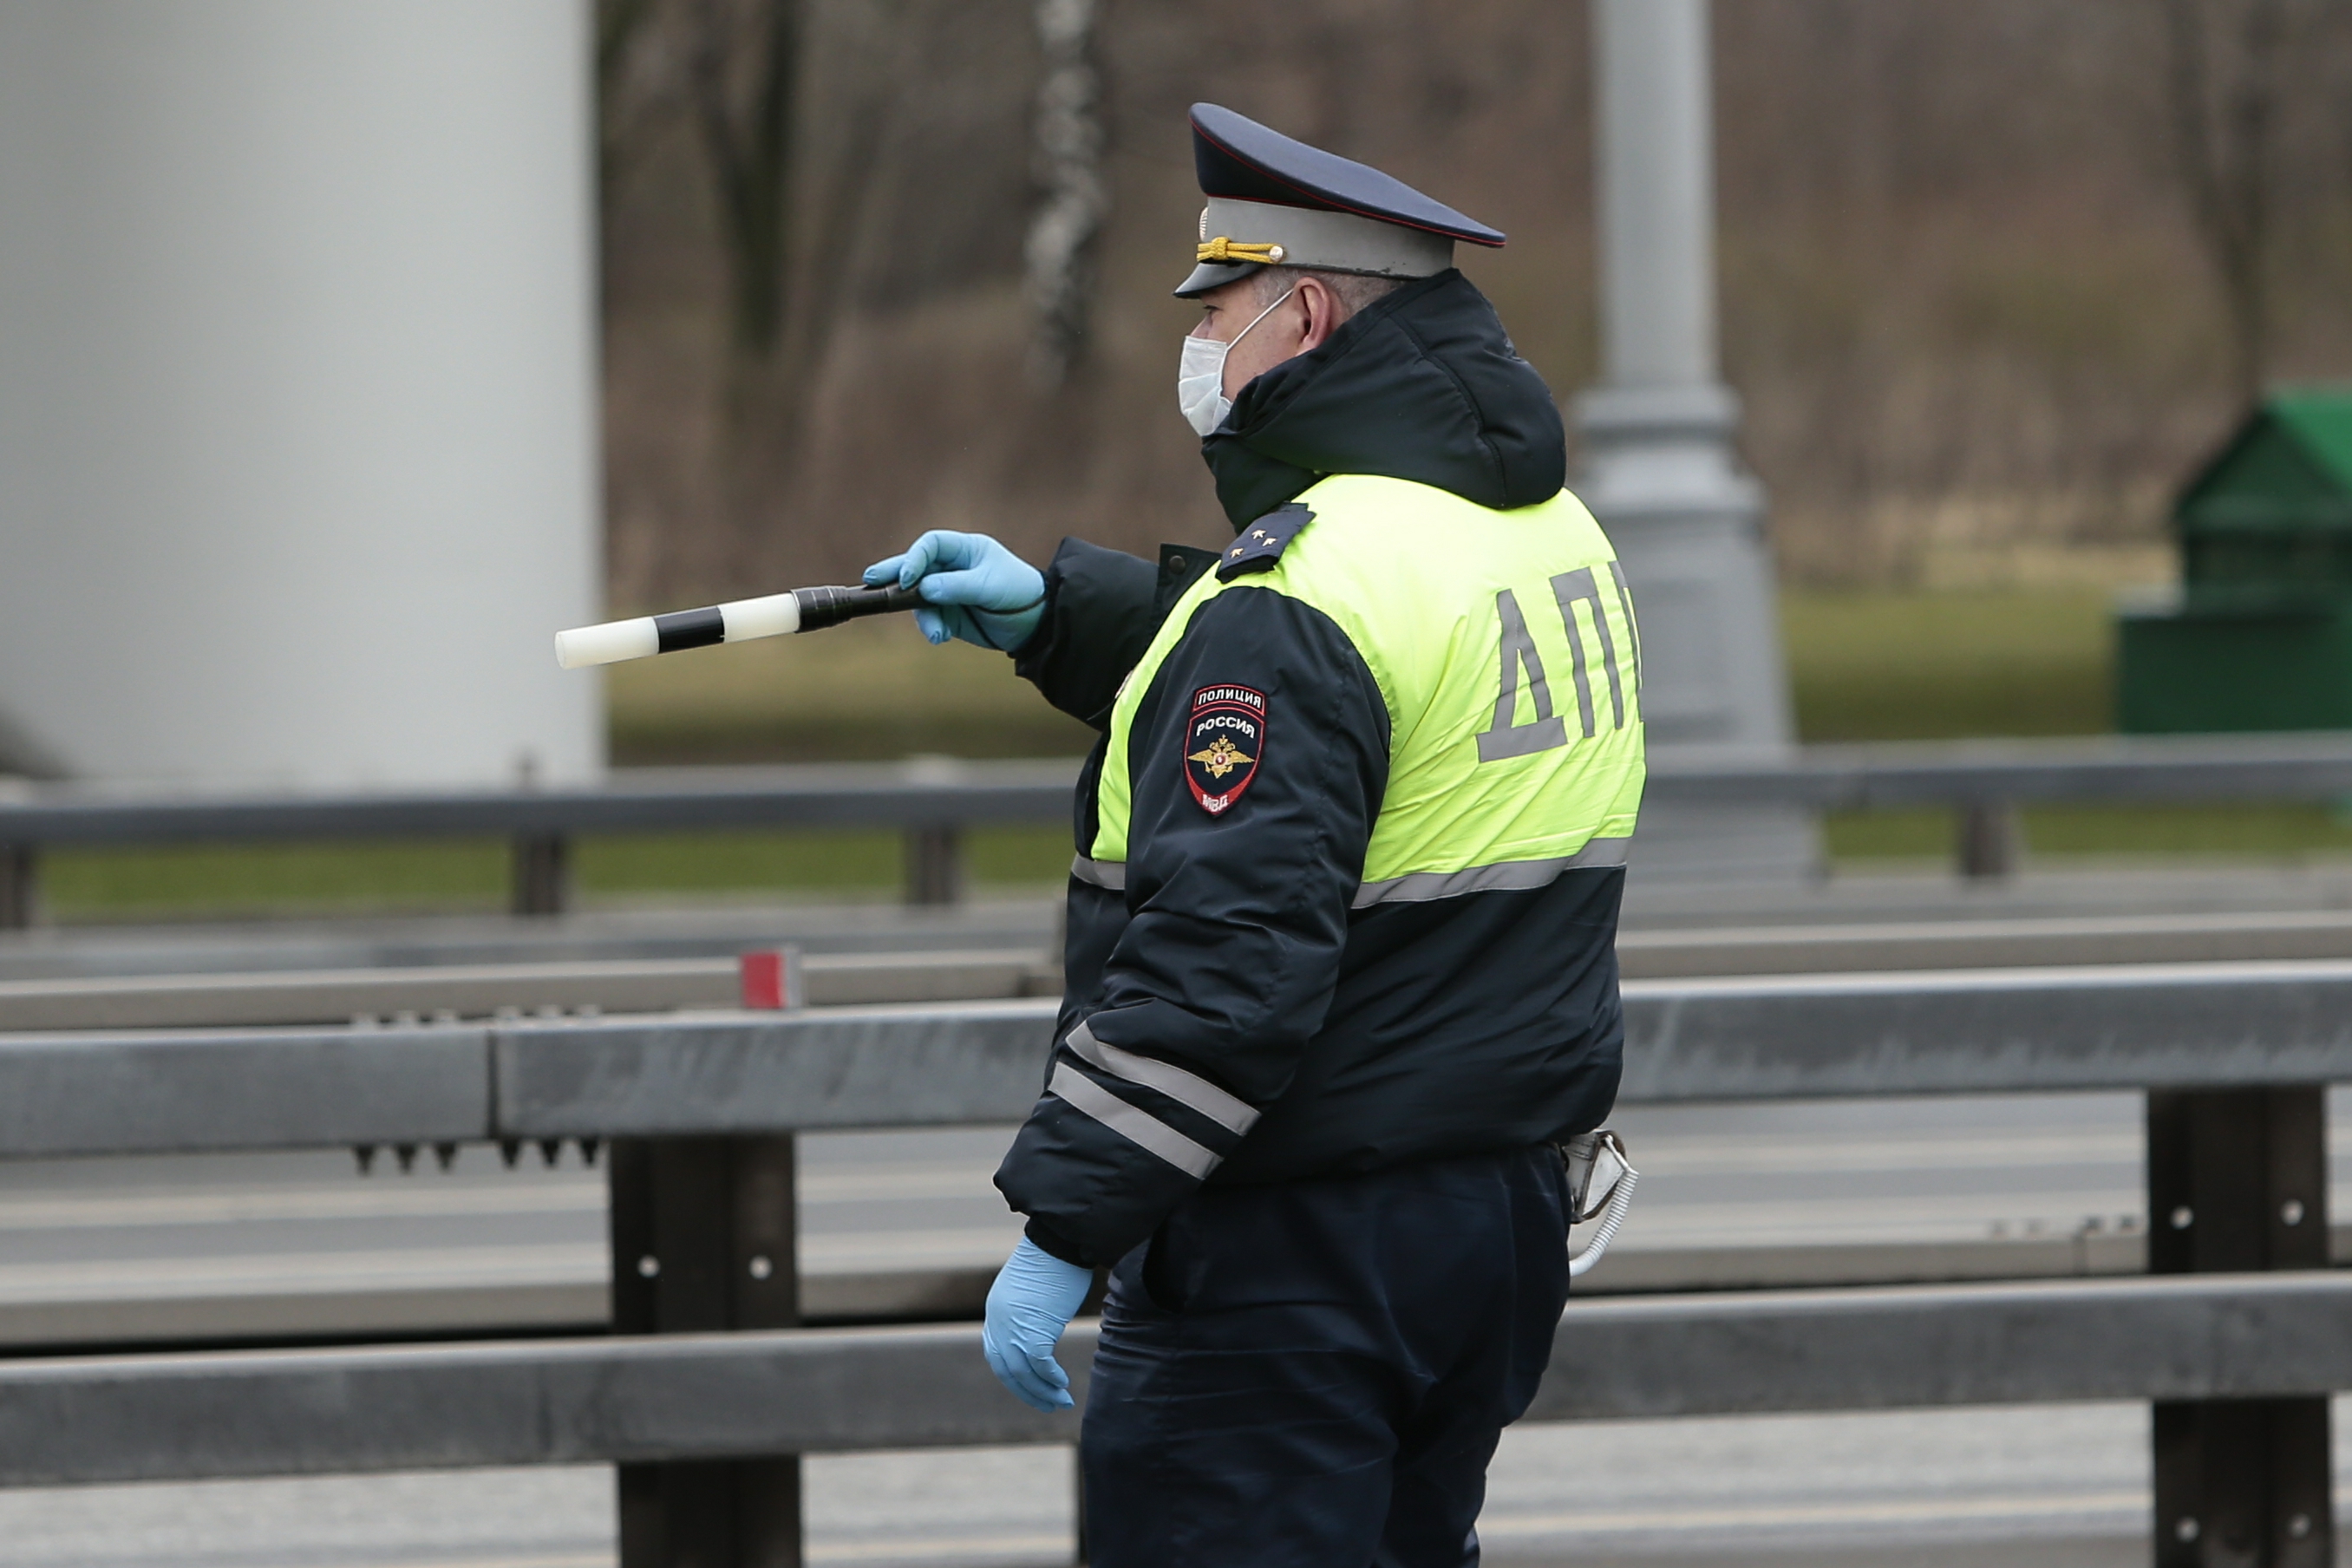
top-left (1174, 260), bottom-right (1265, 298)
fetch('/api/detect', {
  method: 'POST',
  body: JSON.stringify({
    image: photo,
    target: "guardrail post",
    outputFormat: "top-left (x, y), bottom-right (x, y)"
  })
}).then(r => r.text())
top-left (2146, 1087), bottom-right (2331, 1568)
top-left (611, 1135), bottom-right (801, 1567)
top-left (905, 825), bottom-right (964, 905)
top-left (609, 954), bottom-right (806, 1568)
top-left (1954, 800), bottom-right (2020, 879)
top-left (512, 833), bottom-right (571, 917)
top-left (0, 845), bottom-right (34, 930)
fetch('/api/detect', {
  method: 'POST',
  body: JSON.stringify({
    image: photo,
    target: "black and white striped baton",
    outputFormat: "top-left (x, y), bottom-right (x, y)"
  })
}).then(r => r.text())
top-left (553, 584), bottom-right (924, 669)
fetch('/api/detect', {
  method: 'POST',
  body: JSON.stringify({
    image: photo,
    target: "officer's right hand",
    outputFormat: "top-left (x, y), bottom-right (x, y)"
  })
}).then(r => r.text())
top-left (863, 531), bottom-right (1046, 651)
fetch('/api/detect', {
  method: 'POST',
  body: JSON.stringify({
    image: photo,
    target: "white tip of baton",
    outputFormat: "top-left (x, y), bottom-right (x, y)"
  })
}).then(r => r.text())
top-left (554, 617), bottom-right (660, 669)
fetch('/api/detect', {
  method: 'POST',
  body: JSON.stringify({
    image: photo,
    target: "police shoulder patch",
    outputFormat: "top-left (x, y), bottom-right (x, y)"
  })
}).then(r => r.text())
top-left (1216, 504), bottom-right (1315, 580)
top-left (1184, 685), bottom-right (1266, 815)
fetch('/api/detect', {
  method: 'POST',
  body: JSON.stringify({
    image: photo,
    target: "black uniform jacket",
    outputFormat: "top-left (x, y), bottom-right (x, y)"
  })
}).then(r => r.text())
top-left (998, 271), bottom-right (1627, 1268)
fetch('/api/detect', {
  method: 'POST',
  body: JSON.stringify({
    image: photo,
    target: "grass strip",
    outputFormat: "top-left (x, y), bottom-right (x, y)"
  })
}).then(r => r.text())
top-left (40, 826), bottom-right (1076, 923)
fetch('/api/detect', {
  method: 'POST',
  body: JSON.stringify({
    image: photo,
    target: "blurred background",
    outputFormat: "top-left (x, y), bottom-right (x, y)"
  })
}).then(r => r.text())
top-left (8, 5), bottom-right (2352, 1568)
top-left (598, 0), bottom-right (2352, 756)
top-left (14, 0), bottom-right (2352, 917)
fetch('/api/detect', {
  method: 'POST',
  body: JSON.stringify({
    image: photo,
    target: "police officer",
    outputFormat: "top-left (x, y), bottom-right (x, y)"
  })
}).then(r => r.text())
top-left (863, 103), bottom-right (1644, 1566)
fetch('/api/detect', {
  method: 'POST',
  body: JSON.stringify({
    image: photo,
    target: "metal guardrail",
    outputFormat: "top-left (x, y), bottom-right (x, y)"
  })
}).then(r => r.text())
top-left (16, 925), bottom-right (2352, 1349)
top-left (1, 964), bottom-right (2345, 1563)
top-left (1, 1271), bottom-right (2344, 1486)
top-left (1650, 732), bottom-right (2352, 879)
top-left (7, 729), bottom-right (2352, 921)
top-left (6, 960), bottom-right (2351, 1159)
top-left (0, 760), bottom-right (1083, 922)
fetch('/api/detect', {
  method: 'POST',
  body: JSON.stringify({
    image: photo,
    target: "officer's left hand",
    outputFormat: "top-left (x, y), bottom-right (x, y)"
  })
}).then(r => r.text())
top-left (863, 531), bottom-right (1045, 651)
top-left (981, 1236), bottom-right (1093, 1412)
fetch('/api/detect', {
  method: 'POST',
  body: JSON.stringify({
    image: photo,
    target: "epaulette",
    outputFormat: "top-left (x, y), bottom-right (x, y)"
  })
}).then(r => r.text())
top-left (1217, 504), bottom-right (1316, 580)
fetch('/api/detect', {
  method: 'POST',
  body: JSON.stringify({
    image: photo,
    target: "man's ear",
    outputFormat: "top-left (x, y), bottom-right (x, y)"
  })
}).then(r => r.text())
top-left (1297, 277), bottom-right (1345, 353)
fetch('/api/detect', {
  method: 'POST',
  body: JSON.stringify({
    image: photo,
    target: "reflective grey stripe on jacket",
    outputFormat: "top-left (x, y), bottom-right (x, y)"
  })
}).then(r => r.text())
top-left (1046, 1062), bottom-right (1218, 1179)
top-left (1350, 837), bottom-right (1632, 909)
top-left (1069, 855), bottom-right (1126, 890)
top-left (1041, 1019), bottom-right (1260, 1180)
top-left (1066, 1020), bottom-right (1258, 1134)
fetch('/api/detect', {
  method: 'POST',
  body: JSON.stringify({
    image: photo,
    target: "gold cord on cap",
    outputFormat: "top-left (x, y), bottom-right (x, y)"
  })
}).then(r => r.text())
top-left (1197, 237), bottom-right (1286, 265)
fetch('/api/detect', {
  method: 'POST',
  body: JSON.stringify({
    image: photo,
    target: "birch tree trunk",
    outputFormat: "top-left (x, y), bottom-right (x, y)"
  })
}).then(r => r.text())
top-left (1025, 0), bottom-right (1104, 387)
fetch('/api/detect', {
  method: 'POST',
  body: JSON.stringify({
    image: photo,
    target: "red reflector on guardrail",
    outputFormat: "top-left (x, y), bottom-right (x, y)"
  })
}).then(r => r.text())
top-left (739, 948), bottom-right (803, 1010)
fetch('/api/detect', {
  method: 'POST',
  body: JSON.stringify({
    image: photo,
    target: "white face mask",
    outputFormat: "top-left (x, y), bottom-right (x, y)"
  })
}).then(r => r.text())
top-left (1177, 287), bottom-right (1297, 437)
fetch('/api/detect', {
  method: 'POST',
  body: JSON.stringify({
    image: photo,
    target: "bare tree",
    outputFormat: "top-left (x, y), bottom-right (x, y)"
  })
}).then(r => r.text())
top-left (1025, 0), bottom-right (1106, 386)
top-left (690, 0), bottom-right (803, 359)
top-left (2163, 0), bottom-right (2290, 402)
top-left (597, 0), bottom-right (664, 199)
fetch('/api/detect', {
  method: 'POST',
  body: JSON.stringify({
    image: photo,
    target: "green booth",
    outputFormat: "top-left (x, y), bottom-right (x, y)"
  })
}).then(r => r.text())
top-left (2119, 389), bottom-right (2352, 733)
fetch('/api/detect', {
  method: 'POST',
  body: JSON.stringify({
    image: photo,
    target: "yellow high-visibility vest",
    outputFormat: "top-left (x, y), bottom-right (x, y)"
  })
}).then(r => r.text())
top-left (1081, 474), bottom-right (1645, 904)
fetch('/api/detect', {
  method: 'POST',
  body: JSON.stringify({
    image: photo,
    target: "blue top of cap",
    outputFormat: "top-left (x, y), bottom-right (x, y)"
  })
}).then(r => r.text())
top-left (1190, 103), bottom-right (1505, 247)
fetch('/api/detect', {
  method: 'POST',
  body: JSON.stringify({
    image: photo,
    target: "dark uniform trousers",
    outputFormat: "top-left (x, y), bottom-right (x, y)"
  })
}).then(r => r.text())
top-left (1079, 1144), bottom-right (1574, 1567)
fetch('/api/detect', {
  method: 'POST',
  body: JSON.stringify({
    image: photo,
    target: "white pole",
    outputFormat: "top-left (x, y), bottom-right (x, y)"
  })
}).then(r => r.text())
top-left (1580, 0), bottom-right (1813, 879)
top-left (0, 2), bottom-right (601, 790)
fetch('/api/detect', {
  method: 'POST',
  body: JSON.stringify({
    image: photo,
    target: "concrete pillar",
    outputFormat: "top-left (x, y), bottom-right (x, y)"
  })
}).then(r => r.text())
top-left (0, 2), bottom-right (601, 790)
top-left (1594, 0), bottom-right (1719, 393)
top-left (1579, 0), bottom-right (1816, 880)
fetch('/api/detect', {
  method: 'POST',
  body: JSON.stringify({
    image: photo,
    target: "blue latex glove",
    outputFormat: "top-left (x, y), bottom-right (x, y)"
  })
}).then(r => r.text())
top-left (982, 1236), bottom-right (1093, 1412)
top-left (862, 531), bottom-right (1046, 650)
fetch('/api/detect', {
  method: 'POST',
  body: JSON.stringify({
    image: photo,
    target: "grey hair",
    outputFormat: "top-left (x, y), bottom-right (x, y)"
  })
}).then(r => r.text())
top-left (1251, 265), bottom-right (1408, 320)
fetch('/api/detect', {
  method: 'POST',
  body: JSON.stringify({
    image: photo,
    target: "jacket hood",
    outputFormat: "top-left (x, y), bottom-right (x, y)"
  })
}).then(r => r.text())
top-left (1199, 270), bottom-right (1567, 529)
